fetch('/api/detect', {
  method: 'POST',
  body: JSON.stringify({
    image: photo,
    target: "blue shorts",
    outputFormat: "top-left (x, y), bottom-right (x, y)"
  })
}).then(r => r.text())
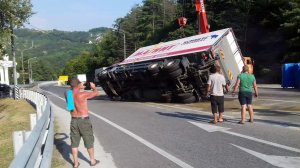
top-left (238, 92), bottom-right (253, 105)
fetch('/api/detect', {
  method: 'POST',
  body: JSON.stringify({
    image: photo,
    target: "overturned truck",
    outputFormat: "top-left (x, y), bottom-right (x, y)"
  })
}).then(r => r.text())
top-left (97, 28), bottom-right (245, 103)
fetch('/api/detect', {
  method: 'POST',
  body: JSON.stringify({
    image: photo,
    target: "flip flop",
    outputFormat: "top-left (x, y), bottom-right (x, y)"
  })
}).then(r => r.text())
top-left (218, 119), bottom-right (224, 123)
top-left (238, 121), bottom-right (245, 124)
top-left (248, 119), bottom-right (254, 123)
top-left (91, 159), bottom-right (100, 166)
top-left (73, 162), bottom-right (80, 168)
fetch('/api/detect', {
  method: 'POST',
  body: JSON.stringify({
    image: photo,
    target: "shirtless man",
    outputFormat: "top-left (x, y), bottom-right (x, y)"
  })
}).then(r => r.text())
top-left (66, 77), bottom-right (100, 168)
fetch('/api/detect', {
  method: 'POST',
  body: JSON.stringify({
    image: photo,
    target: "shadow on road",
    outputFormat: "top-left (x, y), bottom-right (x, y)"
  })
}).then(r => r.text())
top-left (156, 111), bottom-right (300, 128)
top-left (54, 133), bottom-right (90, 165)
top-left (255, 109), bottom-right (300, 117)
top-left (156, 111), bottom-right (239, 124)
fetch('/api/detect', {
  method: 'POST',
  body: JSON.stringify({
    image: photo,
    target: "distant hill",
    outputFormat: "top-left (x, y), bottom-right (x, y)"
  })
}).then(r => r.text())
top-left (13, 27), bottom-right (110, 78)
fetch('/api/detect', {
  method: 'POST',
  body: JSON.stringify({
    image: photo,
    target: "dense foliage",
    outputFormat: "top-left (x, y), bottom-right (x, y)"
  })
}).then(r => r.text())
top-left (3, 28), bottom-right (109, 82)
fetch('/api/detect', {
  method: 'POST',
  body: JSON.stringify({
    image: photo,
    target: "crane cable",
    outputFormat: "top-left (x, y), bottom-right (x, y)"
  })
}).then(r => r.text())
top-left (180, 0), bottom-right (186, 37)
top-left (182, 0), bottom-right (186, 17)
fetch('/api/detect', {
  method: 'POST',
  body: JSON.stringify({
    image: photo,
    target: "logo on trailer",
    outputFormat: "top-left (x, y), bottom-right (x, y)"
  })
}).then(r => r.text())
top-left (211, 35), bottom-right (218, 39)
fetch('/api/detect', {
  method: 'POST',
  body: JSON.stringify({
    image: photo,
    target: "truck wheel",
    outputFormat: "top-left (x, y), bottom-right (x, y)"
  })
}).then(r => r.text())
top-left (102, 85), bottom-right (115, 99)
top-left (161, 93), bottom-right (172, 103)
top-left (175, 92), bottom-right (193, 100)
top-left (181, 96), bottom-right (196, 103)
top-left (108, 72), bottom-right (117, 81)
top-left (151, 73), bottom-right (159, 78)
top-left (168, 68), bottom-right (182, 79)
top-left (99, 73), bottom-right (108, 80)
top-left (99, 70), bottom-right (109, 80)
top-left (148, 62), bottom-right (160, 74)
top-left (163, 59), bottom-right (180, 72)
top-left (133, 89), bottom-right (142, 100)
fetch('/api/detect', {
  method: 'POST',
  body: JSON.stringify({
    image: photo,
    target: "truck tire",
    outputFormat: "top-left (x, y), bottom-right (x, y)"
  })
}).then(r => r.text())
top-left (151, 73), bottom-right (159, 79)
top-left (148, 62), bottom-right (160, 75)
top-left (181, 96), bottom-right (196, 103)
top-left (108, 72), bottom-right (117, 81)
top-left (163, 59), bottom-right (180, 73)
top-left (161, 93), bottom-right (172, 103)
top-left (99, 73), bottom-right (108, 80)
top-left (168, 68), bottom-right (182, 79)
top-left (175, 92), bottom-right (193, 100)
top-left (133, 89), bottom-right (142, 100)
top-left (142, 89), bottom-right (161, 101)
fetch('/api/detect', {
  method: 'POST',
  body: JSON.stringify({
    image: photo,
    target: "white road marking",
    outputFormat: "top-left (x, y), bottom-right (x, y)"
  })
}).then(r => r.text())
top-left (232, 144), bottom-right (300, 168)
top-left (189, 121), bottom-right (300, 153)
top-left (188, 121), bottom-right (230, 132)
top-left (41, 87), bottom-right (194, 168)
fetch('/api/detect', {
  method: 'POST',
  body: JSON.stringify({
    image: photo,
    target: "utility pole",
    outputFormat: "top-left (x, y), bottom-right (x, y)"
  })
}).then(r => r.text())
top-left (121, 29), bottom-right (126, 60)
top-left (19, 41), bottom-right (34, 85)
top-left (113, 29), bottom-right (126, 60)
top-left (27, 57), bottom-right (36, 84)
top-left (10, 21), bottom-right (17, 99)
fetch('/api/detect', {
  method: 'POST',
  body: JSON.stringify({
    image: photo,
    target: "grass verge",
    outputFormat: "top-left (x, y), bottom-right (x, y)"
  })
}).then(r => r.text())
top-left (0, 98), bottom-right (68, 167)
top-left (0, 98), bottom-right (35, 168)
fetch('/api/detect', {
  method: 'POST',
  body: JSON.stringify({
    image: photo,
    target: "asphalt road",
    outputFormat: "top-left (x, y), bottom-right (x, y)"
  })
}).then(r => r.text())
top-left (40, 83), bottom-right (300, 168)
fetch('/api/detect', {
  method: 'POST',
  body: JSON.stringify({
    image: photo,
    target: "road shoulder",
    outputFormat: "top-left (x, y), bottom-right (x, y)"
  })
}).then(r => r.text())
top-left (50, 101), bottom-right (117, 168)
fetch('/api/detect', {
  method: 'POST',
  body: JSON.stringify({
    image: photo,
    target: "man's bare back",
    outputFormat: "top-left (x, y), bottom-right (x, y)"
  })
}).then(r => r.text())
top-left (68, 82), bottom-right (99, 117)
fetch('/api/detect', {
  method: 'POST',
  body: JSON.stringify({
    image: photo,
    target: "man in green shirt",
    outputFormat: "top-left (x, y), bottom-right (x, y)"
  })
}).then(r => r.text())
top-left (232, 65), bottom-right (258, 124)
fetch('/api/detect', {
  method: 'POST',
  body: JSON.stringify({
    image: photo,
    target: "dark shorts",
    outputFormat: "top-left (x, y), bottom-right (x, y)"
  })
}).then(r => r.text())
top-left (238, 92), bottom-right (253, 105)
top-left (70, 118), bottom-right (94, 149)
top-left (210, 95), bottom-right (224, 113)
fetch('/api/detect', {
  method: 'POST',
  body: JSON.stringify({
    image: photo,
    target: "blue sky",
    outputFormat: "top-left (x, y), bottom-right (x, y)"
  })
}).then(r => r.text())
top-left (26, 0), bottom-right (143, 31)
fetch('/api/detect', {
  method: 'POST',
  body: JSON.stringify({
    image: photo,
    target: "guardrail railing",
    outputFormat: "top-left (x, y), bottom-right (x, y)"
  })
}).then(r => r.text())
top-left (9, 89), bottom-right (54, 168)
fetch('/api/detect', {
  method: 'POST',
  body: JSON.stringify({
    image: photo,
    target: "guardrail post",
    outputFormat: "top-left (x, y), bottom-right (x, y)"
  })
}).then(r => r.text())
top-left (23, 131), bottom-right (31, 142)
top-left (30, 113), bottom-right (37, 130)
top-left (13, 131), bottom-right (24, 156)
top-left (37, 101), bottom-right (42, 119)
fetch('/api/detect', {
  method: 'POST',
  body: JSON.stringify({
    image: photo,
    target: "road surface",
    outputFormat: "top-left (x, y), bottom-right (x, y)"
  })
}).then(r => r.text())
top-left (40, 82), bottom-right (300, 168)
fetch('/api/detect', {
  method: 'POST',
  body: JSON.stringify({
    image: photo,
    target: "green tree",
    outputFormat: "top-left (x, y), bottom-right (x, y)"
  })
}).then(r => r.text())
top-left (281, 0), bottom-right (300, 62)
top-left (32, 60), bottom-right (56, 81)
top-left (0, 0), bottom-right (33, 55)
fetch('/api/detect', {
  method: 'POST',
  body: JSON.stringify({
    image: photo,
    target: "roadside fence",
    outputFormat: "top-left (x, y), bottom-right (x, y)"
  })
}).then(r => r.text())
top-left (9, 89), bottom-right (54, 168)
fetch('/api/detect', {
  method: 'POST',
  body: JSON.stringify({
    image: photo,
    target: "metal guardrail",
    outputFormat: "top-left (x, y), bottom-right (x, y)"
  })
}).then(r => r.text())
top-left (9, 89), bottom-right (54, 168)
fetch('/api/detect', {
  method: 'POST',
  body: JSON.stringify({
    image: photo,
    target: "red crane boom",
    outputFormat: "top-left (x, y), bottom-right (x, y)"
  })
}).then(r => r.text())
top-left (195, 0), bottom-right (209, 34)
